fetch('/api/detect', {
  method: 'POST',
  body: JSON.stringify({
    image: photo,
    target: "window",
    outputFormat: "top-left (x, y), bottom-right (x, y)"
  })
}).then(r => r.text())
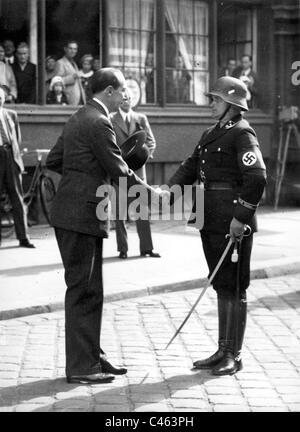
top-left (46, 0), bottom-right (100, 60)
top-left (108, 0), bottom-right (156, 104)
top-left (218, 3), bottom-right (256, 73)
top-left (165, 0), bottom-right (209, 105)
top-left (108, 0), bottom-right (209, 106)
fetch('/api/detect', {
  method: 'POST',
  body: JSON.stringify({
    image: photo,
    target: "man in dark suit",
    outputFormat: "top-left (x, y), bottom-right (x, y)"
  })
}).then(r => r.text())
top-left (232, 55), bottom-right (258, 109)
top-left (0, 87), bottom-right (34, 248)
top-left (110, 91), bottom-right (160, 259)
top-left (46, 68), bottom-right (160, 384)
top-left (12, 43), bottom-right (36, 104)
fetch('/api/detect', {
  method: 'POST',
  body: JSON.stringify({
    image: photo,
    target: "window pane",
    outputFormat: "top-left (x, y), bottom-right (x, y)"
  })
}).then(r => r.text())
top-left (178, 0), bottom-right (194, 35)
top-left (108, 30), bottom-right (124, 66)
top-left (194, 71), bottom-right (209, 105)
top-left (165, 0), bottom-right (179, 32)
top-left (166, 68), bottom-right (192, 103)
top-left (109, 0), bottom-right (124, 27)
top-left (194, 1), bottom-right (209, 35)
top-left (141, 66), bottom-right (155, 103)
top-left (195, 36), bottom-right (209, 70)
top-left (124, 31), bottom-right (140, 67)
top-left (124, 0), bottom-right (140, 29)
top-left (235, 9), bottom-right (252, 41)
top-left (141, 0), bottom-right (155, 30)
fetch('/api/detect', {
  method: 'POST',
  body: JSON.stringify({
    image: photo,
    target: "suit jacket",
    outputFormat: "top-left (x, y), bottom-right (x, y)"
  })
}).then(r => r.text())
top-left (46, 100), bottom-right (152, 238)
top-left (1, 108), bottom-right (24, 172)
top-left (54, 56), bottom-right (86, 106)
top-left (168, 116), bottom-right (267, 234)
top-left (110, 110), bottom-right (156, 181)
top-left (12, 62), bottom-right (36, 104)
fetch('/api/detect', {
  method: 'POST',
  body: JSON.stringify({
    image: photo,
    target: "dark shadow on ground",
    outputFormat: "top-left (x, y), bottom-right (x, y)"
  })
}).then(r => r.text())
top-left (249, 290), bottom-right (300, 311)
top-left (0, 371), bottom-right (218, 411)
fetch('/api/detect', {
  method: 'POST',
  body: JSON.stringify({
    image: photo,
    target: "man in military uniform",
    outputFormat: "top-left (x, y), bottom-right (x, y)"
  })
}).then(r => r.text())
top-left (167, 76), bottom-right (267, 375)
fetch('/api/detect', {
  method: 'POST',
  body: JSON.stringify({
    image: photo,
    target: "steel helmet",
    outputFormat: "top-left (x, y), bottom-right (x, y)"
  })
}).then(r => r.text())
top-left (206, 76), bottom-right (248, 111)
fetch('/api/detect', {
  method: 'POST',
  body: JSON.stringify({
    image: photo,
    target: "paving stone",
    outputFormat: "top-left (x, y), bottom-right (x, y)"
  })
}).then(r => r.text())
top-left (94, 404), bottom-right (131, 412)
top-left (134, 402), bottom-right (171, 412)
top-left (207, 395), bottom-right (246, 405)
top-left (247, 397), bottom-right (286, 407)
top-left (213, 405), bottom-right (250, 412)
top-left (170, 398), bottom-right (209, 409)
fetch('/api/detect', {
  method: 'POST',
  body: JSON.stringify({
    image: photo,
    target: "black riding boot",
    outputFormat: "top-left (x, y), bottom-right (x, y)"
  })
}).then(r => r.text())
top-left (193, 295), bottom-right (227, 369)
top-left (212, 297), bottom-right (247, 376)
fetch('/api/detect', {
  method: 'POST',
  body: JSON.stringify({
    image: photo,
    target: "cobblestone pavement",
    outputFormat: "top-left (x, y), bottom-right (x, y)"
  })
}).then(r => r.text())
top-left (0, 274), bottom-right (300, 413)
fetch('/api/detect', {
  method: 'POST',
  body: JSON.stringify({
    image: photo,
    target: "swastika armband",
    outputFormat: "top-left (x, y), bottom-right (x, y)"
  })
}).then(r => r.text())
top-left (242, 151), bottom-right (257, 166)
top-left (238, 197), bottom-right (258, 211)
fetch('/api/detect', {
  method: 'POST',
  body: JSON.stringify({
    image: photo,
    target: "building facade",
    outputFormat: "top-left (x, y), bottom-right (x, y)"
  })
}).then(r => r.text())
top-left (1, 0), bottom-right (300, 203)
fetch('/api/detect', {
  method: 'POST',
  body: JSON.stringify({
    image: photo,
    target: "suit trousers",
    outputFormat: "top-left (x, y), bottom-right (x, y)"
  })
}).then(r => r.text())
top-left (114, 184), bottom-right (153, 253)
top-left (116, 218), bottom-right (153, 253)
top-left (201, 230), bottom-right (253, 299)
top-left (0, 146), bottom-right (28, 241)
top-left (54, 227), bottom-right (104, 376)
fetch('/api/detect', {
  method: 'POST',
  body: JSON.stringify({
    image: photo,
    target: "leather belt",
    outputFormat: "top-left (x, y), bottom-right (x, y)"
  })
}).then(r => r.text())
top-left (204, 181), bottom-right (233, 191)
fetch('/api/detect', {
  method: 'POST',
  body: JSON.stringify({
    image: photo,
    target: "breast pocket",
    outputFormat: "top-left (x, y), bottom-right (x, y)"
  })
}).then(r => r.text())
top-left (211, 148), bottom-right (233, 168)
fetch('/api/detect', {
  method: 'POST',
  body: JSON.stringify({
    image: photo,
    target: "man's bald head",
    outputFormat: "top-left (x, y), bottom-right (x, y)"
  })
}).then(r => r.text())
top-left (89, 68), bottom-right (125, 95)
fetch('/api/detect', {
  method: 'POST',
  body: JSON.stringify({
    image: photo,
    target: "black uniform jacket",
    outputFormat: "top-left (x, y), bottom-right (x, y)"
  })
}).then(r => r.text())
top-left (46, 99), bottom-right (152, 238)
top-left (168, 115), bottom-right (267, 234)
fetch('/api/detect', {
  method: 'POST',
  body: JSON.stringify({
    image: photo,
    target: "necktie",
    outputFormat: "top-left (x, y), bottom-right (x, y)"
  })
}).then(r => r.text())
top-left (125, 115), bottom-right (130, 134)
top-left (0, 118), bottom-right (9, 145)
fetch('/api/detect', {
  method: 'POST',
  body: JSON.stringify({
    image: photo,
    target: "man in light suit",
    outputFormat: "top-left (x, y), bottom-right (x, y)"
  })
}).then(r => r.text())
top-left (54, 40), bottom-right (86, 106)
top-left (0, 87), bottom-right (34, 248)
top-left (110, 91), bottom-right (160, 259)
top-left (46, 68), bottom-right (161, 384)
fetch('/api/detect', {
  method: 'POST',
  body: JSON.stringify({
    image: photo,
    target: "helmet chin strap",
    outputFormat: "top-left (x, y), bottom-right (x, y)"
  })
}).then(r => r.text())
top-left (217, 103), bottom-right (232, 125)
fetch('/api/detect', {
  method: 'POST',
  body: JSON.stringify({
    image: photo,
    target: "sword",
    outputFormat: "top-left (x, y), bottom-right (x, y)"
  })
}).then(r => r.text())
top-left (165, 237), bottom-right (234, 349)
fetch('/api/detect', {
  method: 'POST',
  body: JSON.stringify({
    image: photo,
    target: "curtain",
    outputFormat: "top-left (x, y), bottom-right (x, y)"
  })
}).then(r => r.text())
top-left (108, 0), bottom-right (153, 71)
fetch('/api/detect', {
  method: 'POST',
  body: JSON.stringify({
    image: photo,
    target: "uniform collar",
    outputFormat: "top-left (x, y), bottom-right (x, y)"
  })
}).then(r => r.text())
top-left (201, 114), bottom-right (243, 147)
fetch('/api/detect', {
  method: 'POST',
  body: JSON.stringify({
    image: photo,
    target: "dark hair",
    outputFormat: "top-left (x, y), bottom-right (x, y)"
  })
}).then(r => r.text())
top-left (89, 68), bottom-right (123, 94)
top-left (17, 42), bottom-right (29, 51)
top-left (227, 58), bottom-right (236, 63)
top-left (64, 40), bottom-right (78, 48)
top-left (241, 54), bottom-right (252, 62)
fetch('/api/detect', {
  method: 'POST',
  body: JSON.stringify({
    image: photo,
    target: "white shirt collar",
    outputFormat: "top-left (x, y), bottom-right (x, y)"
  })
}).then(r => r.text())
top-left (92, 97), bottom-right (110, 118)
top-left (119, 107), bottom-right (131, 122)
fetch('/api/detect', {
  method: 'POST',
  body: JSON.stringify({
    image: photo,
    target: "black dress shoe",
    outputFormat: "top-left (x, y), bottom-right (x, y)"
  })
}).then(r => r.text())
top-left (100, 356), bottom-right (127, 375)
top-left (66, 372), bottom-right (115, 384)
top-left (140, 250), bottom-right (161, 258)
top-left (19, 239), bottom-right (35, 248)
top-left (211, 352), bottom-right (243, 376)
top-left (118, 252), bottom-right (128, 259)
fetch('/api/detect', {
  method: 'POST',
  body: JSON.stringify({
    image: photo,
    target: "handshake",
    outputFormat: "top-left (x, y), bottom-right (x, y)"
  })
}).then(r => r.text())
top-left (154, 187), bottom-right (171, 206)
